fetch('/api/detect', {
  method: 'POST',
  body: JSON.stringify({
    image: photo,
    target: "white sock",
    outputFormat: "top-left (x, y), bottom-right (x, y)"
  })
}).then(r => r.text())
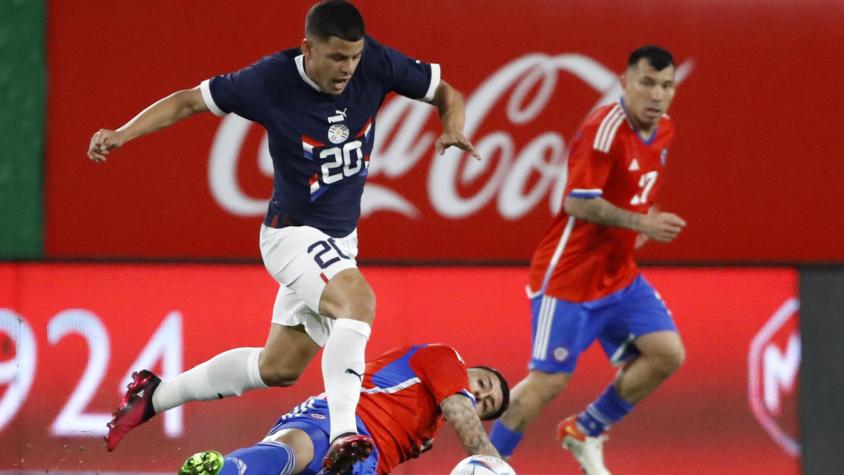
top-left (152, 347), bottom-right (267, 413)
top-left (322, 318), bottom-right (371, 441)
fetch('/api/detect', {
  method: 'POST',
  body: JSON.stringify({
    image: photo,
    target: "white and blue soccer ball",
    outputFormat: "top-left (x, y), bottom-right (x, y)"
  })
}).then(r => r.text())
top-left (449, 455), bottom-right (516, 475)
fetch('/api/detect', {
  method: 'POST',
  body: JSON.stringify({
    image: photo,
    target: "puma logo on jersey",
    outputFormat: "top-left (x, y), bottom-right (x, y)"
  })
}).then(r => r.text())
top-left (345, 368), bottom-right (364, 381)
top-left (628, 158), bottom-right (640, 171)
top-left (328, 108), bottom-right (348, 124)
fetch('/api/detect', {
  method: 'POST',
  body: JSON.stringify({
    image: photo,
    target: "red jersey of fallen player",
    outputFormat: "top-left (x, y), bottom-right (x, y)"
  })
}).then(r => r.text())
top-left (357, 344), bottom-right (475, 474)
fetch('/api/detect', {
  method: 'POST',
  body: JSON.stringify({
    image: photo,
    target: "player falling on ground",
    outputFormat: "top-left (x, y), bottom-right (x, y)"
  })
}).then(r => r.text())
top-left (178, 343), bottom-right (508, 475)
top-left (489, 45), bottom-right (686, 475)
top-left (87, 1), bottom-right (479, 472)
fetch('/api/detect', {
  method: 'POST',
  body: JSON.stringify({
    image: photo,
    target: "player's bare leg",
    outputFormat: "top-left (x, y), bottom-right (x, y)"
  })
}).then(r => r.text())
top-left (557, 331), bottom-right (684, 475)
top-left (318, 268), bottom-right (375, 473)
top-left (262, 428), bottom-right (317, 474)
top-left (500, 371), bottom-right (570, 432)
top-left (489, 371), bottom-right (569, 460)
top-left (613, 331), bottom-right (685, 403)
top-left (258, 324), bottom-right (322, 387)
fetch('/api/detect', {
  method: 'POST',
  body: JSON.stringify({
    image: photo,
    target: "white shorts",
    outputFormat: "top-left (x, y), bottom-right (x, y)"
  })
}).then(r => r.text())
top-left (259, 224), bottom-right (359, 346)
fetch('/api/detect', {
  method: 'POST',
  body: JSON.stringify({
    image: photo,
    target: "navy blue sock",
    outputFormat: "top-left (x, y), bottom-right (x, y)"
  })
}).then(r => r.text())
top-left (489, 420), bottom-right (524, 458)
top-left (220, 442), bottom-right (296, 475)
top-left (576, 384), bottom-right (634, 437)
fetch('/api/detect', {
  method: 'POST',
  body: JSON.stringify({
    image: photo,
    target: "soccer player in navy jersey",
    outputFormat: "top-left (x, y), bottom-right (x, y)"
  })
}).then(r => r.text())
top-left (87, 1), bottom-right (479, 472)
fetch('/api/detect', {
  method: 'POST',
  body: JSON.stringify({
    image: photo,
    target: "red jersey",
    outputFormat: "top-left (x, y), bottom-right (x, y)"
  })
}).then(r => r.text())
top-left (529, 101), bottom-right (674, 302)
top-left (357, 344), bottom-right (474, 474)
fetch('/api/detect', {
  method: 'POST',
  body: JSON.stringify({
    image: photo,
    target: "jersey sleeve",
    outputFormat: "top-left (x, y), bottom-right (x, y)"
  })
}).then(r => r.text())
top-left (201, 55), bottom-right (276, 123)
top-left (371, 37), bottom-right (440, 102)
top-left (565, 127), bottom-right (615, 199)
top-left (408, 345), bottom-right (474, 406)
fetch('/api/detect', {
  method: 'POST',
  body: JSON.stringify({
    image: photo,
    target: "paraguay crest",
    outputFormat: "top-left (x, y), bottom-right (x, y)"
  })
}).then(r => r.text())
top-left (327, 124), bottom-right (349, 144)
top-left (327, 107), bottom-right (350, 144)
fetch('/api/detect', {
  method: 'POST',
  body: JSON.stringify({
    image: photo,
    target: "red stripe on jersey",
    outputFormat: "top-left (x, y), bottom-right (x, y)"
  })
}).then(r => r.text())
top-left (301, 134), bottom-right (325, 148)
top-left (356, 118), bottom-right (373, 138)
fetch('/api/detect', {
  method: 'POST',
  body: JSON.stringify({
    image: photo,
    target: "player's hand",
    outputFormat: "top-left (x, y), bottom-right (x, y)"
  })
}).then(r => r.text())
top-left (435, 131), bottom-right (482, 160)
top-left (88, 129), bottom-right (125, 162)
top-left (639, 211), bottom-right (686, 243)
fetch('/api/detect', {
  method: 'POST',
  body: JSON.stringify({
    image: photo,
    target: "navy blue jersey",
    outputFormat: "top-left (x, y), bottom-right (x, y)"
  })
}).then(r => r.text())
top-left (200, 35), bottom-right (440, 237)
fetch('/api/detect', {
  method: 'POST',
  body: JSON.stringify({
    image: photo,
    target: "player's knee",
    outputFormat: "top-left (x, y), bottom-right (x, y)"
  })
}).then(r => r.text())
top-left (347, 289), bottom-right (376, 323)
top-left (527, 371), bottom-right (570, 400)
top-left (320, 272), bottom-right (376, 323)
top-left (666, 344), bottom-right (686, 373)
top-left (654, 344), bottom-right (685, 378)
top-left (328, 291), bottom-right (375, 324)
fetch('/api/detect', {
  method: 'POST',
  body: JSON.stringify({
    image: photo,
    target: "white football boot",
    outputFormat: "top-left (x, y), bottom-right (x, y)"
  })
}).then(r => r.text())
top-left (557, 416), bottom-right (612, 475)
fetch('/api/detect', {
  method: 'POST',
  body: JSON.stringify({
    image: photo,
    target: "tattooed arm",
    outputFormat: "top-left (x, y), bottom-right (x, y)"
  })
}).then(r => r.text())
top-left (440, 394), bottom-right (501, 457)
top-left (564, 197), bottom-right (686, 243)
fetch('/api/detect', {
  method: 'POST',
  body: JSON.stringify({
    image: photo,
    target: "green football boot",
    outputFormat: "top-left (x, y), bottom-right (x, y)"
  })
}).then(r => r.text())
top-left (179, 450), bottom-right (225, 475)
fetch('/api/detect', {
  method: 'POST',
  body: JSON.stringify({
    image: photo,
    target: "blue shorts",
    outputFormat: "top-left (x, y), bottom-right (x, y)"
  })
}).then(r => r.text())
top-left (529, 275), bottom-right (678, 373)
top-left (265, 397), bottom-right (379, 475)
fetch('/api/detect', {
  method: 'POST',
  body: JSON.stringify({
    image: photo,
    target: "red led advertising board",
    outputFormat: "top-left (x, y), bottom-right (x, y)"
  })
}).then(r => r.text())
top-left (1, 264), bottom-right (798, 474)
top-left (46, 0), bottom-right (844, 262)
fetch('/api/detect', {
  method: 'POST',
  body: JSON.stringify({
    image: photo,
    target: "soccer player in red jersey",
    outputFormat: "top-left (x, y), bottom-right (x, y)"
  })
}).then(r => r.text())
top-left (178, 344), bottom-right (509, 475)
top-left (490, 45), bottom-right (687, 475)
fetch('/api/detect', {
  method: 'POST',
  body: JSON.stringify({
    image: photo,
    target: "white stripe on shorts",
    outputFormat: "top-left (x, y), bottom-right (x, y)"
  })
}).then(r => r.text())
top-left (533, 296), bottom-right (557, 360)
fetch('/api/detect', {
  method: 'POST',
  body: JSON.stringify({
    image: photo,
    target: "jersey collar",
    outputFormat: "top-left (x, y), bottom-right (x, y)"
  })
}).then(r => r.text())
top-left (619, 97), bottom-right (659, 145)
top-left (295, 54), bottom-right (323, 93)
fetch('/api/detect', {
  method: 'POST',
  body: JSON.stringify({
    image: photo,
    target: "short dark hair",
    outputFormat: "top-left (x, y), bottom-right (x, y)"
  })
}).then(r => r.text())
top-left (305, 0), bottom-right (365, 42)
top-left (628, 45), bottom-right (674, 71)
top-left (471, 365), bottom-right (510, 421)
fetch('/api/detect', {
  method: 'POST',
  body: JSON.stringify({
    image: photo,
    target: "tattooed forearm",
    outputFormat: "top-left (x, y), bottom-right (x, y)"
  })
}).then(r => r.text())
top-left (564, 197), bottom-right (643, 231)
top-left (441, 395), bottom-right (501, 457)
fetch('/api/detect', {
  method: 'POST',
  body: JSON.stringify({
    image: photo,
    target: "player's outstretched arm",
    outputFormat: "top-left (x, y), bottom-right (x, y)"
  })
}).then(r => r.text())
top-left (441, 394), bottom-right (501, 458)
top-left (88, 86), bottom-right (209, 162)
top-left (564, 196), bottom-right (687, 243)
top-left (430, 80), bottom-right (481, 160)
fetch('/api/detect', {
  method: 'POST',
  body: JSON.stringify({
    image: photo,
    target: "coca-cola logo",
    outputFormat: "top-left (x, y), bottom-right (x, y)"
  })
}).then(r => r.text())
top-left (748, 297), bottom-right (800, 457)
top-left (207, 53), bottom-right (695, 219)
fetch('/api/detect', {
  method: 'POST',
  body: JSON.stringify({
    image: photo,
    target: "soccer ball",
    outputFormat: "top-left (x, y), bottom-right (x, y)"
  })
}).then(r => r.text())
top-left (449, 455), bottom-right (516, 475)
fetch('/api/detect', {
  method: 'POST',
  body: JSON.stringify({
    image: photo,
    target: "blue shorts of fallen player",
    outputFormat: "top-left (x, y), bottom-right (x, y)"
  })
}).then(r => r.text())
top-left (265, 397), bottom-right (379, 475)
top-left (529, 274), bottom-right (678, 373)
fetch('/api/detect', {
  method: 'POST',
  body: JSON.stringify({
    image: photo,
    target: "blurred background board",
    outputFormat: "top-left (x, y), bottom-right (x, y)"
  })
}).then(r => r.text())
top-left (37, 0), bottom-right (844, 263)
top-left (0, 264), bottom-right (799, 474)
